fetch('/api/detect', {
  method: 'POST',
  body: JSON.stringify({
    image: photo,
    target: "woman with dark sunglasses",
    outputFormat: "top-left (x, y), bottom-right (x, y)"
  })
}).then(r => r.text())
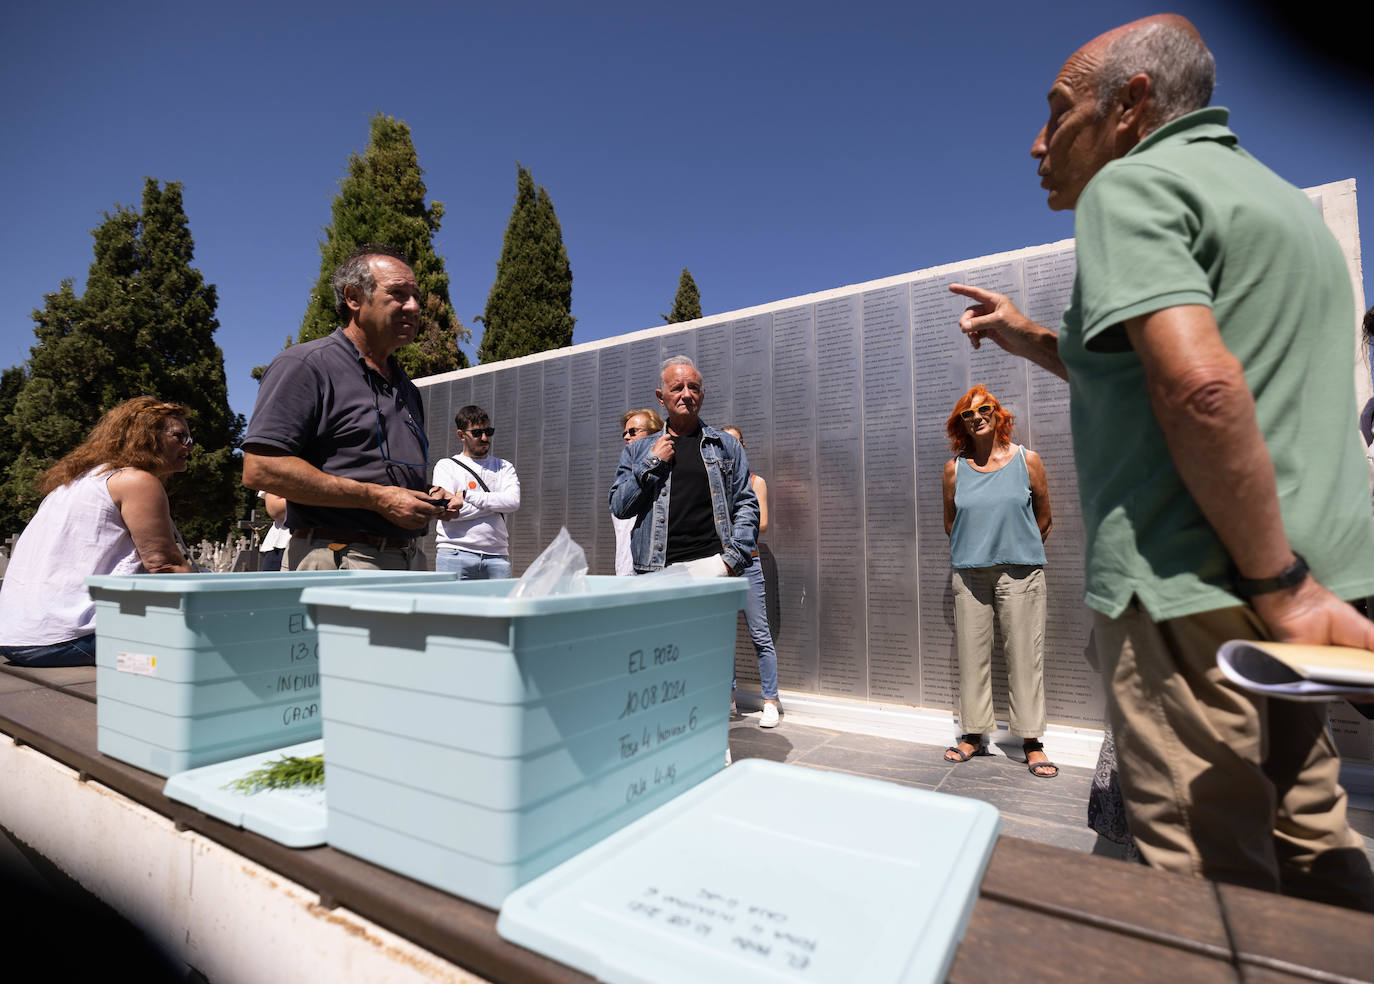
top-left (612, 408), bottom-right (663, 576)
top-left (941, 385), bottom-right (1057, 777)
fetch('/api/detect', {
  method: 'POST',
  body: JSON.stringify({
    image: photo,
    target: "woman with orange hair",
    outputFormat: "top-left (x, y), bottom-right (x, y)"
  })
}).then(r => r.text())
top-left (0, 397), bottom-right (194, 667)
top-left (941, 385), bottom-right (1057, 777)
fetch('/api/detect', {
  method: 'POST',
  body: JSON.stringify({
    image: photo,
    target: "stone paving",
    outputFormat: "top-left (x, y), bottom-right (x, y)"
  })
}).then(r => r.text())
top-left (727, 709), bottom-right (1374, 866)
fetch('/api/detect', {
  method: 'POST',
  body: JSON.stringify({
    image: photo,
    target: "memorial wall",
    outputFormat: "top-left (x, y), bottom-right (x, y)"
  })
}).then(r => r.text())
top-left (417, 180), bottom-right (1372, 753)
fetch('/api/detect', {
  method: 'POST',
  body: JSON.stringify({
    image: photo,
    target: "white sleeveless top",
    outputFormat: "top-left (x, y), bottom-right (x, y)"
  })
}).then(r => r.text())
top-left (0, 468), bottom-right (145, 645)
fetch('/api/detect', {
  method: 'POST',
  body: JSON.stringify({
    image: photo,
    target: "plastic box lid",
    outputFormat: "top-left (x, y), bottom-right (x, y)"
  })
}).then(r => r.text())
top-left (162, 739), bottom-right (326, 847)
top-left (497, 759), bottom-right (999, 984)
top-left (301, 574), bottom-right (746, 618)
top-left (87, 569), bottom-right (457, 595)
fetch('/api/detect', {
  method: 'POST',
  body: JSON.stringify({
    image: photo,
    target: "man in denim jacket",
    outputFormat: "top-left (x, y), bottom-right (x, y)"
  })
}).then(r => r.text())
top-left (609, 356), bottom-right (758, 577)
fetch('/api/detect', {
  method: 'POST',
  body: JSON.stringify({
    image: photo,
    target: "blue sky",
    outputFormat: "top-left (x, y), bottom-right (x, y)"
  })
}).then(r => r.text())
top-left (3, 1), bottom-right (1370, 424)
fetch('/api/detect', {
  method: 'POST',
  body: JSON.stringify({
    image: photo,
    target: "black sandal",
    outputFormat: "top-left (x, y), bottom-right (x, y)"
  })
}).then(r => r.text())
top-left (1023, 739), bottom-right (1059, 778)
top-left (945, 733), bottom-right (988, 763)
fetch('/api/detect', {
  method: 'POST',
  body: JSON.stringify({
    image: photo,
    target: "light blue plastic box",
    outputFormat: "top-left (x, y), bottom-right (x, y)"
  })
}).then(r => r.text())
top-left (88, 571), bottom-right (457, 776)
top-left (301, 575), bottom-right (747, 909)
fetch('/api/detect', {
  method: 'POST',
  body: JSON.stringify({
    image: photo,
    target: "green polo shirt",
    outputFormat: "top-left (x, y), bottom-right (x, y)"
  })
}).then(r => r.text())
top-left (1058, 107), bottom-right (1374, 621)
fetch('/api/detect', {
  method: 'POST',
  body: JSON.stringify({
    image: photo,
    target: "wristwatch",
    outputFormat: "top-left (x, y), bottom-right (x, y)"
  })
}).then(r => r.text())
top-left (645, 455), bottom-right (662, 471)
top-left (1235, 553), bottom-right (1309, 598)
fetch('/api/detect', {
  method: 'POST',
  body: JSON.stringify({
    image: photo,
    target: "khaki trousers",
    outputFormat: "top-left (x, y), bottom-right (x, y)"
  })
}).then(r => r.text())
top-left (287, 536), bottom-right (417, 572)
top-left (1094, 601), bottom-right (1374, 911)
top-left (951, 565), bottom-right (1047, 738)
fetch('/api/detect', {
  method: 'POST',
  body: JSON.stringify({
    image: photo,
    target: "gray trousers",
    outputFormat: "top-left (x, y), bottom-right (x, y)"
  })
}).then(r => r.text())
top-left (951, 564), bottom-right (1047, 738)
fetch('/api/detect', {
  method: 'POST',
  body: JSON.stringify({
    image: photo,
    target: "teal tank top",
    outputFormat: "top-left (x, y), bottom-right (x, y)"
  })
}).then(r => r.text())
top-left (948, 445), bottom-right (1046, 569)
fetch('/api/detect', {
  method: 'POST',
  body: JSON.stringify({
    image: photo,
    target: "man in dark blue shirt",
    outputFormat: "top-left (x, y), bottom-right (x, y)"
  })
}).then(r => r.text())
top-left (243, 244), bottom-right (456, 570)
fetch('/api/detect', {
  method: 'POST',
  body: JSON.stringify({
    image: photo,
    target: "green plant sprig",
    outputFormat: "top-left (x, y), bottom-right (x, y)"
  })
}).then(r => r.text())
top-left (226, 753), bottom-right (324, 793)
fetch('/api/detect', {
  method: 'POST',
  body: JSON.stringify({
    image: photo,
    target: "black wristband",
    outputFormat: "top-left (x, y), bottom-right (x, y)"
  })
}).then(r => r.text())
top-left (1235, 553), bottom-right (1309, 598)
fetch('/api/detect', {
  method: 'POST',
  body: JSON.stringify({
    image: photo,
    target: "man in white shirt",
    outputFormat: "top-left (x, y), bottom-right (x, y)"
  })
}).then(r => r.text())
top-left (431, 405), bottom-right (521, 578)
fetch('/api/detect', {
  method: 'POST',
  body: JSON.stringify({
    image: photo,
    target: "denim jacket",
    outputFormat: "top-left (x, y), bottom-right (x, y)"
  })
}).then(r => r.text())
top-left (608, 423), bottom-right (759, 575)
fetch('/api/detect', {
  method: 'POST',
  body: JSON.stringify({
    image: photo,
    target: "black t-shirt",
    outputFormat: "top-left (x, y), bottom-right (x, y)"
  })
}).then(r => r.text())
top-left (243, 329), bottom-right (427, 538)
top-left (665, 429), bottom-right (721, 564)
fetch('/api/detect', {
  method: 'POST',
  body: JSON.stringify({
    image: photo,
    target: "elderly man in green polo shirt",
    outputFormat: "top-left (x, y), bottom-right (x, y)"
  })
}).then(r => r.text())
top-left (949, 14), bottom-right (1374, 911)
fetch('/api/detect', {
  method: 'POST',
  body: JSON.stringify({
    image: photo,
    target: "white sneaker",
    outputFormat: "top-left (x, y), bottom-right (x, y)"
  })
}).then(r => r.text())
top-left (759, 701), bottom-right (780, 728)
top-left (725, 747), bottom-right (733, 766)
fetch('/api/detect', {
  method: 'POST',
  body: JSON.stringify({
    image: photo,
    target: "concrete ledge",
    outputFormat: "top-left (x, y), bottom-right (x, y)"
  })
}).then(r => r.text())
top-left (0, 735), bottom-right (489, 984)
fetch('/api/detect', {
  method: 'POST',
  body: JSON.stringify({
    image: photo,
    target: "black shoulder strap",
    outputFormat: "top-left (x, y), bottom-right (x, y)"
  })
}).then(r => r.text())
top-left (450, 456), bottom-right (507, 525)
top-left (451, 455), bottom-right (491, 493)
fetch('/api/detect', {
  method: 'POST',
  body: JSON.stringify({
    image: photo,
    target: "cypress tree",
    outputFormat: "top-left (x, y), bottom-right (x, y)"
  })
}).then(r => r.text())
top-left (662, 268), bottom-right (703, 323)
top-left (1, 179), bottom-right (245, 542)
top-left (0, 366), bottom-right (28, 537)
top-left (476, 164), bottom-right (575, 363)
top-left (298, 113), bottom-right (467, 376)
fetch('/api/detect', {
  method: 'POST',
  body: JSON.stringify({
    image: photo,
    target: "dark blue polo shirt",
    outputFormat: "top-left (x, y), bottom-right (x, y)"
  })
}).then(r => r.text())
top-left (244, 328), bottom-right (428, 539)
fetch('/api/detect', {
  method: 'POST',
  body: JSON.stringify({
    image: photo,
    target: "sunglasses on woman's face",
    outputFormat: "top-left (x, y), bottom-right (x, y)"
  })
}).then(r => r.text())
top-left (960, 405), bottom-right (995, 422)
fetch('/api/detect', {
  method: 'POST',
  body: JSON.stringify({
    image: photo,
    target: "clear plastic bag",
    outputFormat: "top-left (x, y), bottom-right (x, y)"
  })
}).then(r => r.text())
top-left (507, 527), bottom-right (589, 598)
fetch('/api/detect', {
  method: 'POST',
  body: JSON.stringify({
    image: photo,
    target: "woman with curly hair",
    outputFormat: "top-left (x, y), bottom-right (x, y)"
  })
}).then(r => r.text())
top-left (941, 385), bottom-right (1057, 777)
top-left (0, 397), bottom-right (194, 667)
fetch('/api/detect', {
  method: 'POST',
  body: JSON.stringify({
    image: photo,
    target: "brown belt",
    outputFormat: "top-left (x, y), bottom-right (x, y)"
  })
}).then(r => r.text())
top-left (291, 528), bottom-right (413, 550)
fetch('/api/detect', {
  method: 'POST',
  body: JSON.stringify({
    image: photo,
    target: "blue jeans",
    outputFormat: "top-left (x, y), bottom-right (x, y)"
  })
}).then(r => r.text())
top-left (1, 634), bottom-right (96, 667)
top-left (734, 557), bottom-right (779, 700)
top-left (437, 547), bottom-right (511, 580)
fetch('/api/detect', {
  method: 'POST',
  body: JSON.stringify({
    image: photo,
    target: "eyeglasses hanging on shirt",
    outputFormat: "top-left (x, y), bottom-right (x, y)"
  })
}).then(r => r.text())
top-left (364, 368), bottom-right (429, 487)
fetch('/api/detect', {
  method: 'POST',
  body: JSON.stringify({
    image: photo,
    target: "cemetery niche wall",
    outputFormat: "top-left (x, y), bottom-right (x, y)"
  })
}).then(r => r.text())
top-left (416, 180), bottom-right (1371, 754)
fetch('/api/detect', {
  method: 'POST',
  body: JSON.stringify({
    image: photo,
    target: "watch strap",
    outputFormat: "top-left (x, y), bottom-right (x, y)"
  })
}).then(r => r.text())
top-left (1235, 553), bottom-right (1309, 598)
